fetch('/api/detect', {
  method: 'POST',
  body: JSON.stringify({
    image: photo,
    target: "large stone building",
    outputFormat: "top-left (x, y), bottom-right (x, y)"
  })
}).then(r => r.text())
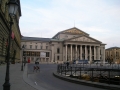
top-left (105, 47), bottom-right (120, 64)
top-left (21, 27), bottom-right (106, 64)
top-left (0, 0), bottom-right (21, 63)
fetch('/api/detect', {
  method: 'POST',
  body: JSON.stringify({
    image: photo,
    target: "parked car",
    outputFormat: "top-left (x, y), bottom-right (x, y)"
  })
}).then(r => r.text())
top-left (76, 60), bottom-right (88, 64)
top-left (72, 60), bottom-right (76, 64)
top-left (104, 61), bottom-right (109, 64)
top-left (94, 61), bottom-right (101, 64)
top-left (35, 60), bottom-right (39, 64)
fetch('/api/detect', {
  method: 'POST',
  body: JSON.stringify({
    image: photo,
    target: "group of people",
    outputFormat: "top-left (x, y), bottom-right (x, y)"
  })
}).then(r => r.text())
top-left (33, 60), bottom-right (40, 72)
top-left (33, 65), bottom-right (40, 72)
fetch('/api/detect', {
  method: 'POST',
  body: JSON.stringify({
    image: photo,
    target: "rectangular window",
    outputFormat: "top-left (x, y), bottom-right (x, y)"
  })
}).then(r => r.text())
top-left (30, 45), bottom-right (32, 49)
top-left (35, 45), bottom-right (37, 49)
top-left (57, 48), bottom-right (60, 53)
top-left (46, 52), bottom-right (49, 57)
top-left (25, 45), bottom-right (27, 48)
top-left (41, 46), bottom-right (42, 49)
top-left (46, 46), bottom-right (48, 49)
top-left (57, 56), bottom-right (59, 60)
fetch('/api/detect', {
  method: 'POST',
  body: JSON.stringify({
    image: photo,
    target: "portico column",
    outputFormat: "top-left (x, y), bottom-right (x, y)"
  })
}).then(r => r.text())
top-left (85, 45), bottom-right (87, 59)
top-left (98, 46), bottom-right (100, 60)
top-left (71, 44), bottom-right (72, 61)
top-left (94, 46), bottom-right (96, 60)
top-left (66, 44), bottom-right (67, 61)
top-left (80, 45), bottom-right (82, 60)
top-left (89, 46), bottom-right (92, 63)
top-left (103, 47), bottom-right (105, 63)
top-left (76, 45), bottom-right (77, 59)
top-left (101, 46), bottom-right (105, 63)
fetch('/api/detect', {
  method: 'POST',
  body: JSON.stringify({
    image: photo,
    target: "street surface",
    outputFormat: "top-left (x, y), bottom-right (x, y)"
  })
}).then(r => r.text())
top-left (0, 63), bottom-right (36, 90)
top-left (27, 63), bottom-right (106, 90)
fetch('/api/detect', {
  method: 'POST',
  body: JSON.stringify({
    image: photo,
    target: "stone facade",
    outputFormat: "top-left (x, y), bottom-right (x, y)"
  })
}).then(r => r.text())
top-left (21, 27), bottom-right (106, 64)
top-left (105, 47), bottom-right (120, 64)
top-left (0, 0), bottom-right (21, 63)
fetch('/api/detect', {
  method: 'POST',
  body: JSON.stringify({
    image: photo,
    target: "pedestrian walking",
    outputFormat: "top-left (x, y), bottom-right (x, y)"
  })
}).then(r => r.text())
top-left (33, 66), bottom-right (37, 72)
top-left (66, 61), bottom-right (69, 69)
top-left (36, 66), bottom-right (40, 72)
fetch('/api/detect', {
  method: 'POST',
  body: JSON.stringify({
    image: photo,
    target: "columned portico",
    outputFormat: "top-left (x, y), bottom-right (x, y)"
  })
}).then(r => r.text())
top-left (64, 44), bottom-right (104, 63)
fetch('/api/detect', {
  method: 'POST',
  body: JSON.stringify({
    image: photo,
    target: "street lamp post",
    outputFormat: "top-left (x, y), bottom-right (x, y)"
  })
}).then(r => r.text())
top-left (3, 0), bottom-right (19, 90)
top-left (21, 45), bottom-right (25, 71)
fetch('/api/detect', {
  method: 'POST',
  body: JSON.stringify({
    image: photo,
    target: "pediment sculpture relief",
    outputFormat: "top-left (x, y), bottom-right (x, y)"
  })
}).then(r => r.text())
top-left (70, 36), bottom-right (96, 42)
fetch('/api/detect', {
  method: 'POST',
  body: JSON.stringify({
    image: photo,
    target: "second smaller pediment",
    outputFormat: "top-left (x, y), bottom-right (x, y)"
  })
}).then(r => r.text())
top-left (65, 35), bottom-right (101, 43)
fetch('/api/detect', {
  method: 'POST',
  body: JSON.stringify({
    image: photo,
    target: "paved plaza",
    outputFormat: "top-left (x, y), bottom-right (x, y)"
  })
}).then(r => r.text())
top-left (0, 63), bottom-right (36, 90)
top-left (1, 63), bottom-right (120, 90)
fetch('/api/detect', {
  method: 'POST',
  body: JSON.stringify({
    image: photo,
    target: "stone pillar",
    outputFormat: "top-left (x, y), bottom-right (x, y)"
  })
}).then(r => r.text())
top-left (89, 46), bottom-right (92, 63)
top-left (85, 45), bottom-right (87, 59)
top-left (80, 45), bottom-right (82, 60)
top-left (94, 46), bottom-right (96, 60)
top-left (103, 47), bottom-right (105, 63)
top-left (76, 45), bottom-right (77, 59)
top-left (51, 44), bottom-right (54, 62)
top-left (101, 46), bottom-right (105, 63)
top-left (98, 46), bottom-right (100, 60)
top-left (71, 44), bottom-right (72, 61)
top-left (66, 44), bottom-right (67, 61)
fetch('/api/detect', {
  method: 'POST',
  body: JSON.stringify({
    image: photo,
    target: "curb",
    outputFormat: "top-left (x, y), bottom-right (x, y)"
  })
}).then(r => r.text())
top-left (23, 64), bottom-right (47, 90)
top-left (53, 72), bottom-right (120, 90)
top-left (23, 64), bottom-right (38, 90)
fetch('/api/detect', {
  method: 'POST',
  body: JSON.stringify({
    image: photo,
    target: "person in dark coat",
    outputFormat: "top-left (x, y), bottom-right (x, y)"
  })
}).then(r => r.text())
top-left (66, 61), bottom-right (69, 69)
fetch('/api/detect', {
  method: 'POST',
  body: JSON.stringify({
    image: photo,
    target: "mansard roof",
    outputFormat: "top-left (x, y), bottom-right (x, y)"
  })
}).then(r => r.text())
top-left (52, 27), bottom-right (89, 38)
top-left (21, 36), bottom-right (51, 42)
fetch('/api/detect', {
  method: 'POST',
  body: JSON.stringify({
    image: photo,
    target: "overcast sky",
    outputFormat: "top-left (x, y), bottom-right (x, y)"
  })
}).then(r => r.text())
top-left (19, 0), bottom-right (120, 49)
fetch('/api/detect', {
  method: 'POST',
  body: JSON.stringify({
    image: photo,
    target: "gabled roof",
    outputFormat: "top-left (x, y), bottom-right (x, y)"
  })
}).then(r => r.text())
top-left (52, 27), bottom-right (89, 38)
top-left (21, 36), bottom-right (51, 42)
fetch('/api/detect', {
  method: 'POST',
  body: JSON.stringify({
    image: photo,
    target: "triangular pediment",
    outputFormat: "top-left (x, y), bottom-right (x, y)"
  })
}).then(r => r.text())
top-left (52, 27), bottom-right (89, 39)
top-left (65, 35), bottom-right (101, 43)
top-left (63, 28), bottom-right (83, 34)
top-left (61, 27), bottom-right (89, 35)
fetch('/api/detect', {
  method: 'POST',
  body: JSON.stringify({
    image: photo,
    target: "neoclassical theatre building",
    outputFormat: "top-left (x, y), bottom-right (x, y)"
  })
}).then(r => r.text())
top-left (21, 27), bottom-right (106, 63)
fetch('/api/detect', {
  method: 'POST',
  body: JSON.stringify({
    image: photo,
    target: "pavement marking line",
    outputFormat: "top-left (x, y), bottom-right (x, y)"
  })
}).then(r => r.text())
top-left (34, 82), bottom-right (37, 85)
